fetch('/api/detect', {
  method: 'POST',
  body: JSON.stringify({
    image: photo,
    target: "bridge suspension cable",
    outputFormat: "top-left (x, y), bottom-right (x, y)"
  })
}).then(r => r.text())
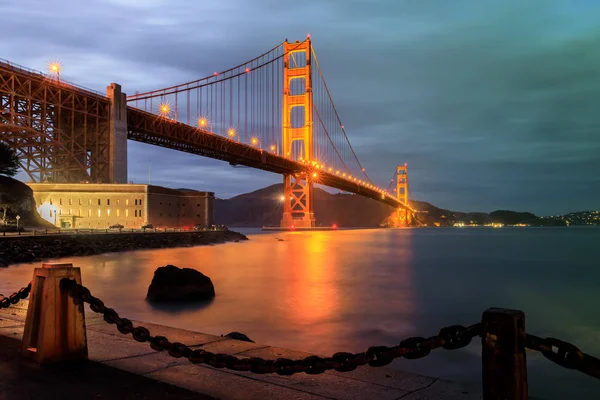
top-left (125, 37), bottom-right (390, 195)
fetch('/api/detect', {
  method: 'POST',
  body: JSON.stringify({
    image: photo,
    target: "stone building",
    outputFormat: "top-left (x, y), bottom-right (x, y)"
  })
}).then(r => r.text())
top-left (27, 183), bottom-right (214, 229)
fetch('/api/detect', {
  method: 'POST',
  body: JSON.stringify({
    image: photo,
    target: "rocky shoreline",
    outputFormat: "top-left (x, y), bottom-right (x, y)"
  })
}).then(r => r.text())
top-left (0, 230), bottom-right (248, 267)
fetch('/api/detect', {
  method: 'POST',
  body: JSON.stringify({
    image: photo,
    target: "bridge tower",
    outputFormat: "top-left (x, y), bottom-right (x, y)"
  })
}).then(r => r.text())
top-left (396, 163), bottom-right (412, 226)
top-left (280, 39), bottom-right (316, 228)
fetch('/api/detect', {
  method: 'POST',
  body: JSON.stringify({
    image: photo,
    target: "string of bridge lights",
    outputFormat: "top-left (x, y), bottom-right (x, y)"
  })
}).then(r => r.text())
top-left (43, 55), bottom-right (396, 202)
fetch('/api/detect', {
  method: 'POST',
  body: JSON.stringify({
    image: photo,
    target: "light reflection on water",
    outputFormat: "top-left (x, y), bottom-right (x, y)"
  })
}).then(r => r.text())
top-left (1, 227), bottom-right (599, 400)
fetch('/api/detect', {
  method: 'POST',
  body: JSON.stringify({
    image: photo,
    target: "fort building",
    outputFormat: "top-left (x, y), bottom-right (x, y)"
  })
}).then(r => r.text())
top-left (27, 183), bottom-right (214, 229)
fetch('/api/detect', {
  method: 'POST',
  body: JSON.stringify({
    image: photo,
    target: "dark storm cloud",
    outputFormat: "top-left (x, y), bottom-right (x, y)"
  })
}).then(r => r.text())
top-left (3, 0), bottom-right (599, 213)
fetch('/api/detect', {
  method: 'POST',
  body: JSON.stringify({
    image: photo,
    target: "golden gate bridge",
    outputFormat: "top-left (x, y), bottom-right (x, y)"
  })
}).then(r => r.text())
top-left (0, 37), bottom-right (414, 227)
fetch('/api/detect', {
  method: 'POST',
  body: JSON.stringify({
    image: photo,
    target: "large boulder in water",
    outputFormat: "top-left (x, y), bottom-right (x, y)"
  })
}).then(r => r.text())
top-left (146, 265), bottom-right (215, 302)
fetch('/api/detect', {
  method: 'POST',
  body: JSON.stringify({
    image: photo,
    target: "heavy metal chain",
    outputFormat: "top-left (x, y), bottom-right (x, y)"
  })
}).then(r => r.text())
top-left (0, 283), bottom-right (31, 309)
top-left (526, 334), bottom-right (600, 380)
top-left (60, 278), bottom-right (481, 375)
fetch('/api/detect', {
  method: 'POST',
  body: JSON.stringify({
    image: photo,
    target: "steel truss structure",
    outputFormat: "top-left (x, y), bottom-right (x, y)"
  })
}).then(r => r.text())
top-left (0, 59), bottom-right (111, 183)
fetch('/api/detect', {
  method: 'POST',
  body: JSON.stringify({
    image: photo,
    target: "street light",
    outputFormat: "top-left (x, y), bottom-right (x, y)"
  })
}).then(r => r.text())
top-left (48, 61), bottom-right (61, 82)
top-left (197, 116), bottom-right (210, 130)
top-left (158, 103), bottom-right (171, 117)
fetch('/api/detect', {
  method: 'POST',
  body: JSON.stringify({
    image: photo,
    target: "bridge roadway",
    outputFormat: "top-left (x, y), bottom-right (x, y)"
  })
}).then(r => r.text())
top-left (127, 107), bottom-right (408, 210)
top-left (0, 58), bottom-right (410, 212)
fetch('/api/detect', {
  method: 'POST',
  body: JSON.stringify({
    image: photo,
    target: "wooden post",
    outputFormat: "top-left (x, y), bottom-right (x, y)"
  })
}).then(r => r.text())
top-left (482, 308), bottom-right (528, 400)
top-left (21, 263), bottom-right (88, 364)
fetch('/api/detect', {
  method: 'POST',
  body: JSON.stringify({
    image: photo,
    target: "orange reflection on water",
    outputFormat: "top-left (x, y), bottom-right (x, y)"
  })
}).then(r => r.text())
top-left (286, 232), bottom-right (339, 326)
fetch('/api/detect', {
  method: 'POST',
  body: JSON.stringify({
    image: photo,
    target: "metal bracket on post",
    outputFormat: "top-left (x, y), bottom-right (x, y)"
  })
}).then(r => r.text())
top-left (482, 308), bottom-right (528, 400)
top-left (21, 263), bottom-right (88, 364)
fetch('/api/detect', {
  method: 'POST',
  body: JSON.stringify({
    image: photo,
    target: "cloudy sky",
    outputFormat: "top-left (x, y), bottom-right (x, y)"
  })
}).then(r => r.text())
top-left (3, 0), bottom-right (599, 214)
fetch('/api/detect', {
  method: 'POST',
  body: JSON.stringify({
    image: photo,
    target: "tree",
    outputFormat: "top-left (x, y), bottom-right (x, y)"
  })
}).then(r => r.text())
top-left (0, 142), bottom-right (19, 177)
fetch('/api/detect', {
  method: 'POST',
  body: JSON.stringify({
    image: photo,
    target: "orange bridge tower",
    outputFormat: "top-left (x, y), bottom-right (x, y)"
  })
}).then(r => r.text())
top-left (396, 163), bottom-right (412, 226)
top-left (281, 39), bottom-right (315, 228)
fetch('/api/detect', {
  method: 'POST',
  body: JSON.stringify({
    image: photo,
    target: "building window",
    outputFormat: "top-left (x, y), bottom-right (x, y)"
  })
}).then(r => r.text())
top-left (88, 199), bottom-right (92, 205)
top-left (126, 209), bottom-right (129, 217)
top-left (107, 199), bottom-right (110, 206)
top-left (135, 199), bottom-right (138, 206)
top-left (107, 209), bottom-right (111, 217)
top-left (116, 209), bottom-right (120, 217)
top-left (98, 199), bottom-right (101, 205)
top-left (69, 209), bottom-right (72, 215)
top-left (88, 209), bottom-right (91, 217)
top-left (60, 199), bottom-right (63, 205)
top-left (59, 209), bottom-right (62, 215)
top-left (79, 209), bottom-right (82, 217)
top-left (117, 199), bottom-right (120, 206)
top-left (98, 209), bottom-right (101, 217)
top-left (79, 199), bottom-right (82, 205)
top-left (126, 199), bottom-right (129, 206)
top-left (49, 199), bottom-right (53, 206)
top-left (69, 199), bottom-right (72, 205)
top-left (140, 199), bottom-right (143, 206)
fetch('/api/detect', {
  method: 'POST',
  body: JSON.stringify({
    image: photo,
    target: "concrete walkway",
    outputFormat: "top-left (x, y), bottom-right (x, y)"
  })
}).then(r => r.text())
top-left (0, 299), bottom-right (482, 400)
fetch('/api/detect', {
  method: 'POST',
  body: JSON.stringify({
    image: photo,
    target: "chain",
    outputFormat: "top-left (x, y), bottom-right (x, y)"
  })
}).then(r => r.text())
top-left (0, 283), bottom-right (32, 309)
top-left (526, 334), bottom-right (600, 379)
top-left (60, 278), bottom-right (481, 375)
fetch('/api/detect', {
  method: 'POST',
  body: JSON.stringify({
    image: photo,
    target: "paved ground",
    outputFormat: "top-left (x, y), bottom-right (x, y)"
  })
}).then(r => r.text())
top-left (0, 297), bottom-right (483, 400)
top-left (0, 335), bottom-right (215, 400)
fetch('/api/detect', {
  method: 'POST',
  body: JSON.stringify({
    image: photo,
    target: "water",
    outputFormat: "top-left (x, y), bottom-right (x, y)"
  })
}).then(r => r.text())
top-left (1, 227), bottom-right (599, 399)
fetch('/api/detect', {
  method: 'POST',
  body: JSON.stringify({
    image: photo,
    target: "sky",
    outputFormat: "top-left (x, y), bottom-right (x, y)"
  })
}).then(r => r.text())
top-left (3, 0), bottom-right (599, 214)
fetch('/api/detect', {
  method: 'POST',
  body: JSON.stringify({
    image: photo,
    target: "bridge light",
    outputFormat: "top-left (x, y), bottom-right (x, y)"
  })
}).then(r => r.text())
top-left (214, 72), bottom-right (219, 76)
top-left (48, 62), bottom-right (61, 74)
top-left (270, 145), bottom-right (276, 152)
top-left (342, 173), bottom-right (346, 177)
top-left (197, 117), bottom-right (208, 128)
top-left (245, 67), bottom-right (250, 73)
top-left (251, 137), bottom-right (258, 145)
top-left (341, 125), bottom-right (344, 129)
top-left (158, 103), bottom-right (170, 116)
top-left (328, 167), bottom-right (332, 172)
top-left (312, 173), bottom-right (317, 178)
top-left (362, 168), bottom-right (365, 172)
top-left (228, 128), bottom-right (236, 138)
top-left (336, 170), bottom-right (340, 175)
top-left (279, 195), bottom-right (285, 202)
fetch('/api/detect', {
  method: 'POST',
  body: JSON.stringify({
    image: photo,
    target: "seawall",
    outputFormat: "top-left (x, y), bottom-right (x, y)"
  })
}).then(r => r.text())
top-left (0, 230), bottom-right (248, 267)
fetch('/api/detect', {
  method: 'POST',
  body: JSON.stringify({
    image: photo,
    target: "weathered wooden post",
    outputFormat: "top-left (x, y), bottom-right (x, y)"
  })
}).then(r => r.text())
top-left (482, 308), bottom-right (528, 400)
top-left (21, 263), bottom-right (88, 364)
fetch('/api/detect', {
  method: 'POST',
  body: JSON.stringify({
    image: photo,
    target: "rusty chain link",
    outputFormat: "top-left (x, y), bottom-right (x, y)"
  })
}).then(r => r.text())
top-left (526, 334), bottom-right (600, 379)
top-left (60, 278), bottom-right (481, 375)
top-left (0, 283), bottom-right (32, 309)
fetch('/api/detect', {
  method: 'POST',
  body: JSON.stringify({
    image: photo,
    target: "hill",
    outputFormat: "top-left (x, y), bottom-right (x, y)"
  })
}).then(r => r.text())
top-left (0, 176), bottom-right (53, 229)
top-left (214, 184), bottom-right (449, 227)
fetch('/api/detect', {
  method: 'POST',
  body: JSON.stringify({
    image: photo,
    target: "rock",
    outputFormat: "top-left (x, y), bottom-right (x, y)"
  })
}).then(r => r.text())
top-left (146, 265), bottom-right (215, 302)
top-left (223, 332), bottom-right (254, 343)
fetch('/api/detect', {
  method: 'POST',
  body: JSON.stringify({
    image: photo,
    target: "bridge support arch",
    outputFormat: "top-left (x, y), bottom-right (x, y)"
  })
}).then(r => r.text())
top-left (280, 39), bottom-right (316, 228)
top-left (106, 83), bottom-right (128, 184)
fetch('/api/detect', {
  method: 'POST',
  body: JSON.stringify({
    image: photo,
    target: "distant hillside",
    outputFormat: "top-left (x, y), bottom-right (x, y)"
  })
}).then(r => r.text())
top-left (214, 184), bottom-right (449, 228)
top-left (214, 184), bottom-right (580, 227)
